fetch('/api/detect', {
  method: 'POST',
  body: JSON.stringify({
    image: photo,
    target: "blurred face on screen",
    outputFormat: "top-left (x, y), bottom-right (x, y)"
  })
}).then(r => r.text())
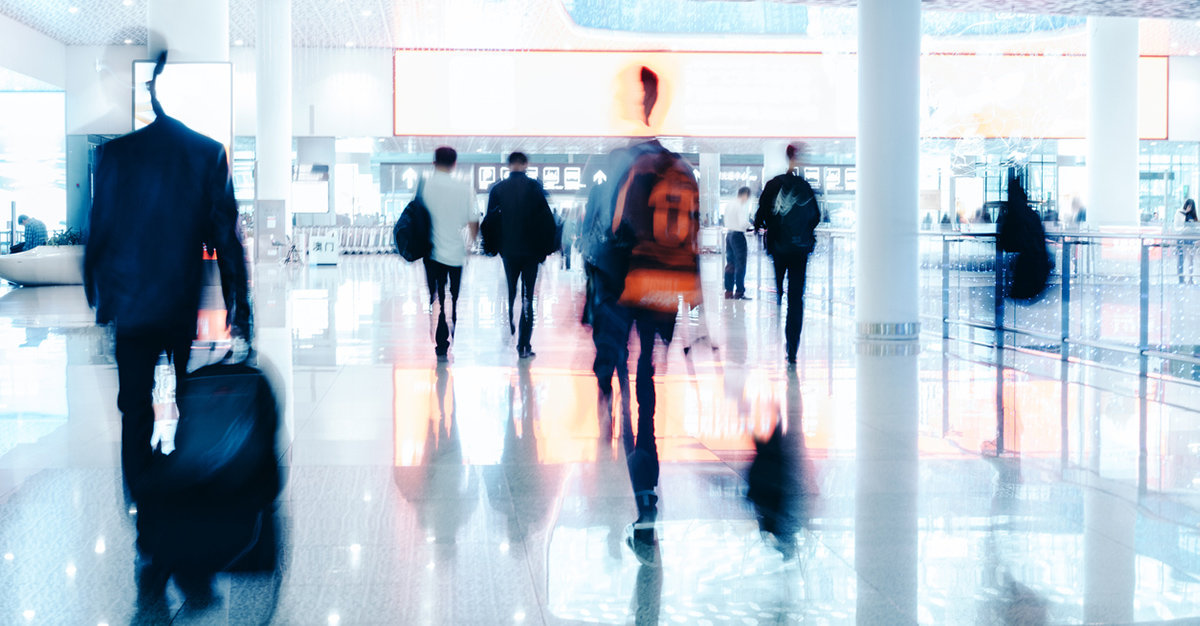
top-left (612, 62), bottom-right (669, 137)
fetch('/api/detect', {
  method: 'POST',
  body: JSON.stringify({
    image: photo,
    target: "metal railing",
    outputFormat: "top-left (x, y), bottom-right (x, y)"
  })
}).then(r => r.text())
top-left (762, 224), bottom-right (1200, 481)
top-left (784, 225), bottom-right (1200, 377)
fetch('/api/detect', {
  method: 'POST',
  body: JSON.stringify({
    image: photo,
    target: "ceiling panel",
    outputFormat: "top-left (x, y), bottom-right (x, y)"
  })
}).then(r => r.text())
top-left (3, 0), bottom-right (1200, 49)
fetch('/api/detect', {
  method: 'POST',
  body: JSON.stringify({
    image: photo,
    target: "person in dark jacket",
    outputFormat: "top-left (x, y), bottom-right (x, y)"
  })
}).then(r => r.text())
top-left (582, 148), bottom-right (635, 441)
top-left (485, 151), bottom-right (556, 359)
top-left (84, 61), bottom-right (251, 508)
top-left (756, 143), bottom-right (821, 365)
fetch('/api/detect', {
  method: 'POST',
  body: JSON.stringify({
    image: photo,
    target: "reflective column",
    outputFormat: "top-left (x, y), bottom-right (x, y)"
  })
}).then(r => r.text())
top-left (855, 0), bottom-right (920, 341)
top-left (256, 0), bottom-right (293, 262)
top-left (855, 341), bottom-right (920, 623)
top-left (1086, 17), bottom-right (1140, 228)
top-left (255, 0), bottom-right (295, 451)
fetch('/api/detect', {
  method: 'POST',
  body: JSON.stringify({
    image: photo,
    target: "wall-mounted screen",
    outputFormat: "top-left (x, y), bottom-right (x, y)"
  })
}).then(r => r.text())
top-left (132, 61), bottom-right (233, 149)
top-left (394, 49), bottom-right (1169, 140)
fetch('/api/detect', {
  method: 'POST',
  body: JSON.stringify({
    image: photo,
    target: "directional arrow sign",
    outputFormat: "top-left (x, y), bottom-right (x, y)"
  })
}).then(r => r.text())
top-left (593, 170), bottom-right (607, 185)
top-left (403, 168), bottom-right (418, 189)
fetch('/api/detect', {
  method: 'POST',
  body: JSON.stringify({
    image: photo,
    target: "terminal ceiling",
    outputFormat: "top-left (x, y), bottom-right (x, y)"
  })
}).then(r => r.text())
top-left (2, 0), bottom-right (1200, 48)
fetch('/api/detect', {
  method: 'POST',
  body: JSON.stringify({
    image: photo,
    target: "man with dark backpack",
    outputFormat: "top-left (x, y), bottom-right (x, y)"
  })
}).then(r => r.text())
top-left (756, 143), bottom-right (821, 365)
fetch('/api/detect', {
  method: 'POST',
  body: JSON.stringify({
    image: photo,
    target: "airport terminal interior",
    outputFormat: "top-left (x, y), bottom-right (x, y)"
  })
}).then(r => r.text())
top-left (3, 0), bottom-right (1200, 624)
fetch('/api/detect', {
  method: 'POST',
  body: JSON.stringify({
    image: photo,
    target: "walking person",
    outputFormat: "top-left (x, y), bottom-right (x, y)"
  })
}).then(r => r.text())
top-left (756, 143), bottom-right (821, 366)
top-left (610, 66), bottom-right (702, 563)
top-left (724, 186), bottom-right (754, 300)
top-left (422, 146), bottom-right (479, 361)
top-left (582, 148), bottom-right (635, 440)
top-left (1174, 198), bottom-right (1198, 284)
top-left (485, 152), bottom-right (556, 359)
top-left (84, 52), bottom-right (252, 599)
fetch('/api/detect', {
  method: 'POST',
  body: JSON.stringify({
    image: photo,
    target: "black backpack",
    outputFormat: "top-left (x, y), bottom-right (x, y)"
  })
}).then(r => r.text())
top-left (393, 179), bottom-right (432, 262)
top-left (997, 191), bottom-right (1052, 302)
top-left (765, 174), bottom-right (821, 256)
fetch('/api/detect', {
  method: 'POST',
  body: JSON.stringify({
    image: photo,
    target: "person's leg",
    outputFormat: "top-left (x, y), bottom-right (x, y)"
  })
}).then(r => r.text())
top-left (1179, 246), bottom-right (1187, 284)
top-left (785, 253), bottom-right (810, 363)
top-left (733, 232), bottom-right (748, 297)
top-left (427, 260), bottom-right (450, 355)
top-left (422, 258), bottom-right (438, 308)
top-left (502, 256), bottom-right (520, 336)
top-left (627, 314), bottom-right (660, 517)
top-left (447, 264), bottom-right (463, 339)
top-left (772, 253), bottom-right (787, 306)
top-left (724, 233), bottom-right (736, 295)
top-left (517, 260), bottom-right (539, 353)
top-left (115, 333), bottom-right (166, 502)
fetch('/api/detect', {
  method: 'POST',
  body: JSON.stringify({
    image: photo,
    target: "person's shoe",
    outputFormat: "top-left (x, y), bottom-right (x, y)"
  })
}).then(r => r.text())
top-left (624, 522), bottom-right (660, 567)
top-left (735, 293), bottom-right (752, 301)
top-left (518, 347), bottom-right (536, 359)
top-left (134, 555), bottom-right (170, 597)
top-left (763, 530), bottom-right (799, 561)
top-left (436, 351), bottom-right (450, 363)
top-left (724, 291), bottom-right (734, 300)
top-left (786, 354), bottom-right (797, 366)
top-left (175, 570), bottom-right (217, 610)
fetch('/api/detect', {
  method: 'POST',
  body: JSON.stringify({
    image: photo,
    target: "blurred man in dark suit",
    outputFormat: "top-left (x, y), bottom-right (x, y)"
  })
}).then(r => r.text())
top-left (84, 57), bottom-right (251, 505)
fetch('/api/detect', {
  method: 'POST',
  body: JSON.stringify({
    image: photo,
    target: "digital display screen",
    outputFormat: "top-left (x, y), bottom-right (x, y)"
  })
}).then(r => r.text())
top-left (132, 61), bottom-right (233, 149)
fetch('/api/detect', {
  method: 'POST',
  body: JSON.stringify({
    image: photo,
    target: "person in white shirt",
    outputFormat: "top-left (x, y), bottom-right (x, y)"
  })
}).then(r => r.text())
top-left (724, 186), bottom-right (754, 299)
top-left (422, 147), bottom-right (479, 360)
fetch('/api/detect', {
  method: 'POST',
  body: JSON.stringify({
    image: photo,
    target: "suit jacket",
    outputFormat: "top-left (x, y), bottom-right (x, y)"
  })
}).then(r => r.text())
top-left (485, 171), bottom-right (556, 261)
top-left (84, 115), bottom-right (250, 339)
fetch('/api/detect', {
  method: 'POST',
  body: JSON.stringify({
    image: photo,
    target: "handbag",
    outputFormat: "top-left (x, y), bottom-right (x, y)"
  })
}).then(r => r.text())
top-left (393, 178), bottom-right (432, 262)
top-left (480, 207), bottom-right (501, 256)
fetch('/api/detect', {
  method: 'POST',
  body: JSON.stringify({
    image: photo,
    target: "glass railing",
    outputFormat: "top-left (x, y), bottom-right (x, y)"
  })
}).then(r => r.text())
top-left (777, 225), bottom-right (1200, 382)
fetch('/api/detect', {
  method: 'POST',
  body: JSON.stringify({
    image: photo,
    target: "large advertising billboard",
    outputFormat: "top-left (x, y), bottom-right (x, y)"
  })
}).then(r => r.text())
top-left (394, 49), bottom-right (1168, 139)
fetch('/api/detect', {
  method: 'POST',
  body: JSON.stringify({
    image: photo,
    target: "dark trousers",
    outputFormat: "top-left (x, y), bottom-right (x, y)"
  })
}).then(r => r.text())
top-left (624, 311), bottom-right (675, 498)
top-left (724, 231), bottom-right (748, 295)
top-left (115, 332), bottom-right (192, 503)
top-left (423, 258), bottom-right (463, 355)
top-left (772, 251), bottom-right (811, 360)
top-left (562, 239), bottom-right (573, 270)
top-left (503, 256), bottom-right (540, 351)
top-left (587, 264), bottom-right (633, 436)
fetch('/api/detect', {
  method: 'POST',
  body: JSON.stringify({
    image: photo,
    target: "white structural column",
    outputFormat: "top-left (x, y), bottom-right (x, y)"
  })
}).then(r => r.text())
top-left (856, 0), bottom-right (921, 340)
top-left (256, 0), bottom-right (293, 261)
top-left (1087, 17), bottom-right (1139, 227)
top-left (147, 0), bottom-right (229, 62)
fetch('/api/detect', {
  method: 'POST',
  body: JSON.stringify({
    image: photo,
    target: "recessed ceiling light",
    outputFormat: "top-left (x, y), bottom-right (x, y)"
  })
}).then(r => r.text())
top-left (68, 6), bottom-right (79, 13)
top-left (234, 39), bottom-right (244, 46)
top-left (122, 0), bottom-right (133, 6)
top-left (123, 38), bottom-right (132, 44)
top-left (346, 41), bottom-right (356, 48)
top-left (361, 9), bottom-right (372, 16)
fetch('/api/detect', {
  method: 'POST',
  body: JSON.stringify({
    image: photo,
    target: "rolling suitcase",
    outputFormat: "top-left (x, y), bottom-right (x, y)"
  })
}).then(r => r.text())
top-left (141, 357), bottom-right (284, 575)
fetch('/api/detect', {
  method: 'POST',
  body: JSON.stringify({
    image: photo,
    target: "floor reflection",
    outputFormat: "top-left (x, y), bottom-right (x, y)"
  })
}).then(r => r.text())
top-left (0, 255), bottom-right (1199, 623)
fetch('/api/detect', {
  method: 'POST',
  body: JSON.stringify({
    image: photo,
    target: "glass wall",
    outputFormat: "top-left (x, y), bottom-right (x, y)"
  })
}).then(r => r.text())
top-left (0, 91), bottom-right (66, 242)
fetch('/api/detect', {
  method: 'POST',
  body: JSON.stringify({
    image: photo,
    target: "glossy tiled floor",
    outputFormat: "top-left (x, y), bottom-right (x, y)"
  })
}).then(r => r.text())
top-left (0, 251), bottom-right (1198, 625)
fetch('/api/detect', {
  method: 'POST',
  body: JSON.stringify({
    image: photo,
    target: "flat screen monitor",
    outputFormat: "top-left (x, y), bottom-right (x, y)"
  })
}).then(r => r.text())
top-left (132, 61), bottom-right (233, 150)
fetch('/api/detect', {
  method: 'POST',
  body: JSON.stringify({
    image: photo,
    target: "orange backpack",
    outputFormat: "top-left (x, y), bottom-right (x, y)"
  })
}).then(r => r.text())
top-left (612, 148), bottom-right (702, 313)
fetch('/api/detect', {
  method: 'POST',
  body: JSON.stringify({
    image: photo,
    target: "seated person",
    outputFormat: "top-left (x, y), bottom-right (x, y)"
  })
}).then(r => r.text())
top-left (11, 215), bottom-right (47, 253)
